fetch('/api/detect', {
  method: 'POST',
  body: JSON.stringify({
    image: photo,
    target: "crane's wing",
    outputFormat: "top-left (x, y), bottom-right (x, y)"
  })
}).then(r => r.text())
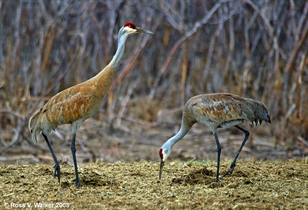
top-left (189, 94), bottom-right (247, 124)
top-left (43, 83), bottom-right (103, 125)
top-left (188, 93), bottom-right (270, 129)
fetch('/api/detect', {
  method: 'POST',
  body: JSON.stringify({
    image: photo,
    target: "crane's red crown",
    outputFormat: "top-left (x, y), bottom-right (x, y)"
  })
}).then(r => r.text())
top-left (124, 22), bottom-right (136, 29)
top-left (159, 148), bottom-right (163, 159)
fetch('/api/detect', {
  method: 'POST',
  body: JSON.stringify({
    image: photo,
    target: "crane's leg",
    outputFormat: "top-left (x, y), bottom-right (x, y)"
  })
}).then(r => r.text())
top-left (42, 133), bottom-right (61, 183)
top-left (214, 132), bottom-right (221, 181)
top-left (71, 133), bottom-right (80, 187)
top-left (222, 125), bottom-right (250, 177)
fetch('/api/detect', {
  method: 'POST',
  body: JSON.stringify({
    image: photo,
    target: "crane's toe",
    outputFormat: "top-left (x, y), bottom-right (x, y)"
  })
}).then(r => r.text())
top-left (222, 166), bottom-right (235, 178)
top-left (53, 163), bottom-right (61, 183)
top-left (75, 178), bottom-right (80, 187)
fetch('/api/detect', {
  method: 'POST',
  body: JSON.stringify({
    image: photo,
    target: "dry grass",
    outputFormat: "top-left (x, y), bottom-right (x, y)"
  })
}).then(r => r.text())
top-left (1, 160), bottom-right (308, 209)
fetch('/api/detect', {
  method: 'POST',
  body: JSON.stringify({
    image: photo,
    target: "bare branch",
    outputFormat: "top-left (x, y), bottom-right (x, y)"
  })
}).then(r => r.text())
top-left (150, 0), bottom-right (228, 99)
top-left (244, 0), bottom-right (274, 39)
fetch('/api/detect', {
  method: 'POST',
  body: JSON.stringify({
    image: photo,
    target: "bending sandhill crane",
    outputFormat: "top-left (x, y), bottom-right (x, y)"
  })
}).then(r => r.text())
top-left (29, 22), bottom-right (153, 186)
top-left (159, 93), bottom-right (271, 181)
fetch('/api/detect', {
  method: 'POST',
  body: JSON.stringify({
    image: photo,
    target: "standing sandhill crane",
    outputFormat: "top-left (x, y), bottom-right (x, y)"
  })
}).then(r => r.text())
top-left (29, 22), bottom-right (153, 187)
top-left (159, 93), bottom-right (271, 181)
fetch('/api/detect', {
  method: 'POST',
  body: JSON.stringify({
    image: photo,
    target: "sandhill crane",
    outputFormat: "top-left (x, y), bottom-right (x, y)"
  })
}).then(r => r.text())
top-left (29, 22), bottom-right (153, 186)
top-left (159, 93), bottom-right (271, 181)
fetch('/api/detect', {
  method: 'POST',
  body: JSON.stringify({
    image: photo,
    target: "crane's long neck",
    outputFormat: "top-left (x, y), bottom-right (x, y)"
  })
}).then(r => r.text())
top-left (162, 117), bottom-right (193, 151)
top-left (108, 32), bottom-right (129, 69)
top-left (91, 30), bottom-right (129, 97)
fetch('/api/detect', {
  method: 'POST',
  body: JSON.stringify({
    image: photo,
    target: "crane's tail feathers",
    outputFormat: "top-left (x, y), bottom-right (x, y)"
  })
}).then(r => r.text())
top-left (245, 98), bottom-right (271, 126)
top-left (28, 108), bottom-right (45, 144)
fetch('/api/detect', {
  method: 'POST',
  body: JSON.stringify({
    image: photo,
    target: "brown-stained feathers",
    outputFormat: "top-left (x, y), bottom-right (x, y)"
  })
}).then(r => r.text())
top-left (28, 107), bottom-right (56, 143)
top-left (185, 93), bottom-right (270, 131)
top-left (28, 67), bottom-right (111, 143)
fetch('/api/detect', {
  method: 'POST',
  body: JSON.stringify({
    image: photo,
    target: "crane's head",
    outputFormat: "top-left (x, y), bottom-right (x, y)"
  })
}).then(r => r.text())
top-left (120, 22), bottom-right (153, 37)
top-left (159, 147), bottom-right (171, 179)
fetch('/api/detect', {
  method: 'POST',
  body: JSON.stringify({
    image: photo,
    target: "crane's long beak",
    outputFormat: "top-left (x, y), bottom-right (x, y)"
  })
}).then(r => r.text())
top-left (159, 160), bottom-right (164, 179)
top-left (136, 26), bottom-right (154, 34)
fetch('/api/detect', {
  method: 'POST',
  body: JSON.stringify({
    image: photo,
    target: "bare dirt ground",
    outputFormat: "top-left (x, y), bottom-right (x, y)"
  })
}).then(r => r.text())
top-left (1, 160), bottom-right (308, 209)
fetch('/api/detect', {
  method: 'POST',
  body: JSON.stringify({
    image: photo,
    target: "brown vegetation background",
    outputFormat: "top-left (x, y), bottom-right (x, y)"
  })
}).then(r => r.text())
top-left (0, 0), bottom-right (307, 163)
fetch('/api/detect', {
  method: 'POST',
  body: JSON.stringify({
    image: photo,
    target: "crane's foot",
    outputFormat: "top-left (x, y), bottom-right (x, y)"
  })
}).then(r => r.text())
top-left (222, 165), bottom-right (235, 178)
top-left (75, 177), bottom-right (80, 187)
top-left (221, 161), bottom-right (236, 178)
top-left (53, 163), bottom-right (61, 183)
top-left (222, 159), bottom-right (236, 177)
top-left (222, 168), bottom-right (234, 178)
